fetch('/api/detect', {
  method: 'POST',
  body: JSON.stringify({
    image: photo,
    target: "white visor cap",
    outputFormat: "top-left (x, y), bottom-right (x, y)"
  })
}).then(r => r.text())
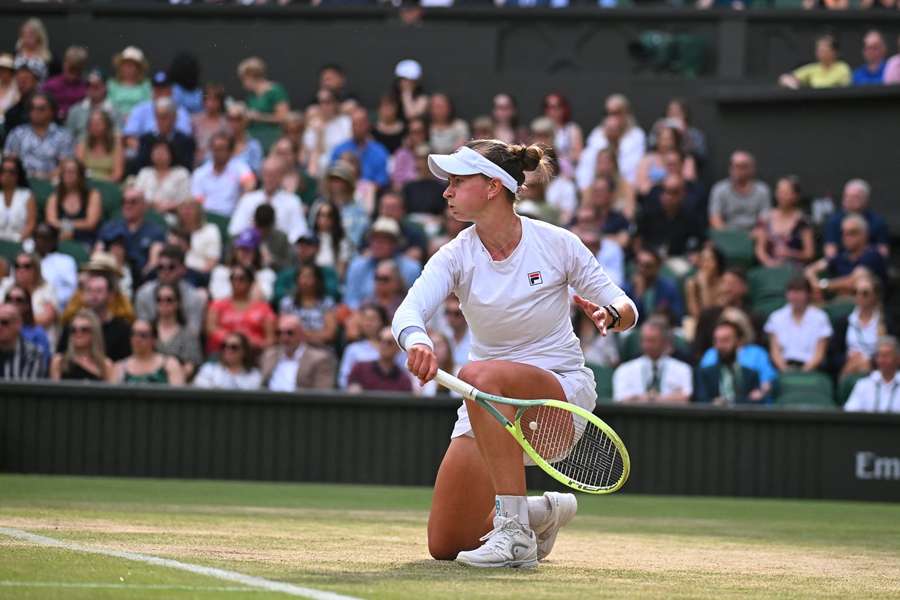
top-left (427, 146), bottom-right (519, 195)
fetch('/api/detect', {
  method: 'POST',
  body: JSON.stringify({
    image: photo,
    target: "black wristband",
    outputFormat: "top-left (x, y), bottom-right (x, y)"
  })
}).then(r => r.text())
top-left (603, 304), bottom-right (621, 329)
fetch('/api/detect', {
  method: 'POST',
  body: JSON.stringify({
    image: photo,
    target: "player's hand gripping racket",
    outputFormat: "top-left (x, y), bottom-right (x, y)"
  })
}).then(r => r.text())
top-left (434, 369), bottom-right (630, 494)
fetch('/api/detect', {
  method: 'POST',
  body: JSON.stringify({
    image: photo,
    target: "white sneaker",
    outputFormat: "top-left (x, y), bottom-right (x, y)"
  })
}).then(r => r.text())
top-left (455, 516), bottom-right (538, 568)
top-left (532, 492), bottom-right (578, 561)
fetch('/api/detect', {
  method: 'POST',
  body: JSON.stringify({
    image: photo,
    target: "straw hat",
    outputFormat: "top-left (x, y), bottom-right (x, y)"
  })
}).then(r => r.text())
top-left (113, 46), bottom-right (148, 74)
top-left (81, 252), bottom-right (122, 277)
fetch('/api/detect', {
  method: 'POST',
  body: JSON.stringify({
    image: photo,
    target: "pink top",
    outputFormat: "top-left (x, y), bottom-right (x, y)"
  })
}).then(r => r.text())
top-left (206, 298), bottom-right (275, 354)
top-left (884, 55), bottom-right (900, 85)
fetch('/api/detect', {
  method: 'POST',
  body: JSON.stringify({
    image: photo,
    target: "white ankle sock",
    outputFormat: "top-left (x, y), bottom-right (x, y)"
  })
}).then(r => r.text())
top-left (495, 495), bottom-right (530, 527)
top-left (527, 495), bottom-right (551, 528)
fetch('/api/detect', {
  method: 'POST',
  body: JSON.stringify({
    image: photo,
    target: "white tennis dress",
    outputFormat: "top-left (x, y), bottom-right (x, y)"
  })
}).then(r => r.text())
top-left (392, 215), bottom-right (637, 439)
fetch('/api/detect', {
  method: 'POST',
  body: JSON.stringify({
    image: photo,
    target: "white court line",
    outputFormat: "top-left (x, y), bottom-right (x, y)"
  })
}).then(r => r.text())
top-left (0, 527), bottom-right (361, 600)
top-left (0, 581), bottom-right (268, 592)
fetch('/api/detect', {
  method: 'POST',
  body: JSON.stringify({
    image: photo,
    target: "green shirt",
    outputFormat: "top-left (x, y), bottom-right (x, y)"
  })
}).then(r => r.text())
top-left (792, 62), bottom-right (851, 89)
top-left (246, 82), bottom-right (289, 153)
top-left (106, 79), bottom-right (152, 119)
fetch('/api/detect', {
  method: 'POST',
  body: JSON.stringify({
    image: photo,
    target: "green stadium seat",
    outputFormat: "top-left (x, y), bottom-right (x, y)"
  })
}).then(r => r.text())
top-left (748, 265), bottom-right (796, 318)
top-left (28, 178), bottom-right (54, 221)
top-left (824, 300), bottom-right (854, 327)
top-left (709, 228), bottom-right (755, 269)
top-left (0, 239), bottom-right (21, 263)
top-left (144, 209), bottom-right (168, 231)
top-left (586, 363), bottom-right (615, 403)
top-left (89, 179), bottom-right (123, 221)
top-left (837, 373), bottom-right (866, 406)
top-left (57, 239), bottom-right (90, 266)
top-left (205, 211), bottom-right (231, 248)
top-left (776, 371), bottom-right (835, 409)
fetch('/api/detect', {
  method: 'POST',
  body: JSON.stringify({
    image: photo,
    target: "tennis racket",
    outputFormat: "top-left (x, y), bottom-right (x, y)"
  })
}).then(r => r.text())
top-left (434, 369), bottom-right (630, 494)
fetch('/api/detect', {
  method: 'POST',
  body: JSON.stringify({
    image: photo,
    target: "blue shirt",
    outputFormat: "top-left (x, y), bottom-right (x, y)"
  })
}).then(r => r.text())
top-left (122, 99), bottom-right (193, 138)
top-left (824, 209), bottom-right (889, 252)
top-left (173, 84), bottom-right (203, 114)
top-left (828, 246), bottom-right (887, 283)
top-left (852, 62), bottom-right (886, 86)
top-left (20, 325), bottom-right (50, 369)
top-left (625, 276), bottom-right (684, 323)
top-left (98, 217), bottom-right (166, 275)
top-left (700, 344), bottom-right (777, 403)
top-left (343, 254), bottom-right (422, 310)
top-left (330, 138), bottom-right (390, 187)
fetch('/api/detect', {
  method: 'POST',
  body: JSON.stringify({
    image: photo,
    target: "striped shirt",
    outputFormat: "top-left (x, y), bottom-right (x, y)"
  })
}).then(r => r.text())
top-left (2, 123), bottom-right (74, 179)
top-left (0, 336), bottom-right (47, 380)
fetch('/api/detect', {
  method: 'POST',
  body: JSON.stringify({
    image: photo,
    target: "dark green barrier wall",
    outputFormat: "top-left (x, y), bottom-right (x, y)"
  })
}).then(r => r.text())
top-left (2, 382), bottom-right (898, 501)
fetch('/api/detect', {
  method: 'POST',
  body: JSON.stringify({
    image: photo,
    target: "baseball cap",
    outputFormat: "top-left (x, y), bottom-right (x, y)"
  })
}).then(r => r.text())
top-left (151, 70), bottom-right (170, 87)
top-left (234, 228), bottom-right (261, 250)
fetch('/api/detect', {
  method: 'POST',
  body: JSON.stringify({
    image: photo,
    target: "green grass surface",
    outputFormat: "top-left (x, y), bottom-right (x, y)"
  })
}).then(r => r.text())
top-left (1, 475), bottom-right (900, 599)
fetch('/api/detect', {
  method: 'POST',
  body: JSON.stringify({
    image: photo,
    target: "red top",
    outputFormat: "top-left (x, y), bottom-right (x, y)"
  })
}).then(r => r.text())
top-left (206, 298), bottom-right (275, 354)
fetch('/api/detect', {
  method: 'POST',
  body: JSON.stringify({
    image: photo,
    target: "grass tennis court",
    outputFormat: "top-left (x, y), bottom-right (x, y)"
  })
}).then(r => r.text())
top-left (1, 475), bottom-right (899, 599)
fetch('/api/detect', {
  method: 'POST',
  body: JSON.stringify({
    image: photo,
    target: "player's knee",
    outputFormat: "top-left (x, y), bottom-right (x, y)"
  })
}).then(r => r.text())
top-left (458, 361), bottom-right (503, 394)
top-left (427, 532), bottom-right (460, 561)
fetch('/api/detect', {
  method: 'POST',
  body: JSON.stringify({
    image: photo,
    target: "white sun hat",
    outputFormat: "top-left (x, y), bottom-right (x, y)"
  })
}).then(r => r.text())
top-left (394, 59), bottom-right (422, 81)
top-left (428, 146), bottom-right (518, 195)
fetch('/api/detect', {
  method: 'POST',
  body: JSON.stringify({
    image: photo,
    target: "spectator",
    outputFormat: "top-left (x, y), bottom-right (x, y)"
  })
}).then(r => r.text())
top-left (542, 92), bottom-right (583, 177)
top-left (695, 321), bottom-right (765, 405)
top-left (66, 68), bottom-right (119, 143)
top-left (49, 309), bottom-right (112, 382)
top-left (441, 295), bottom-right (471, 369)
top-left (369, 259), bottom-right (407, 322)
top-left (191, 132), bottom-right (255, 217)
top-left (491, 93), bottom-right (527, 145)
top-left (76, 109), bottom-right (124, 182)
top-left (348, 325), bottom-right (414, 393)
top-left (1, 252), bottom-right (58, 342)
top-left (613, 317), bottom-right (692, 404)
top-left (393, 59), bottom-right (428, 122)
top-left (176, 199), bottom-right (221, 284)
top-left (517, 162), bottom-right (563, 226)
top-left (309, 201), bottom-right (352, 279)
top-left (315, 63), bottom-right (357, 109)
top-left (574, 295), bottom-right (619, 368)
top-left (428, 93), bottom-right (469, 154)
top-left (229, 156), bottom-right (308, 243)
top-left (45, 158), bottom-right (102, 248)
top-left (527, 119), bottom-right (578, 223)
top-left (153, 282), bottom-right (202, 380)
top-left (280, 112), bottom-right (306, 164)
top-left (253, 204), bottom-right (292, 272)
top-left (578, 94), bottom-right (646, 188)
top-left (57, 272), bottom-right (132, 361)
top-left (649, 149), bottom-right (707, 214)
top-left (115, 319), bottom-right (184, 384)
top-left (779, 34), bottom-right (851, 89)
top-left (391, 117), bottom-right (428, 191)
top-left (135, 244), bottom-right (206, 334)
top-left (823, 179), bottom-right (889, 258)
top-left (269, 136), bottom-right (315, 203)
top-left (340, 303), bottom-right (392, 388)
top-left (765, 276), bottom-right (831, 372)
top-left (378, 190), bottom-right (428, 262)
top-left (5, 285), bottom-right (50, 368)
top-left (3, 57), bottom-right (45, 136)
top-left (238, 57), bottom-right (289, 154)
top-left (572, 228), bottom-right (624, 289)
top-left (853, 30), bottom-right (888, 85)
top-left (0, 54), bottom-right (18, 117)
top-left (844, 336), bottom-right (900, 413)
top-left (635, 173), bottom-right (705, 261)
top-left (131, 97), bottom-right (196, 174)
top-left (402, 143), bottom-right (446, 219)
top-left (33, 223), bottom-right (77, 310)
top-left (303, 88), bottom-right (350, 178)
top-left (15, 18), bottom-right (51, 72)
top-left (209, 231), bottom-right (275, 301)
top-left (60, 252), bottom-right (135, 326)
top-left (123, 71), bottom-right (193, 143)
top-left (344, 217), bottom-right (422, 310)
top-left (205, 264), bottom-right (275, 354)
top-left (840, 274), bottom-right (887, 378)
top-left (708, 150), bottom-right (771, 232)
top-left (315, 160), bottom-right (369, 249)
top-left (635, 125), bottom-right (697, 197)
top-left (753, 175), bottom-right (814, 267)
top-left (261, 313), bottom-right (336, 392)
top-left (684, 243), bottom-right (726, 322)
top-left (331, 107), bottom-right (389, 188)
top-left (193, 331), bottom-right (262, 390)
top-left (134, 138), bottom-right (192, 216)
top-left (0, 301), bottom-right (45, 379)
top-left (699, 307), bottom-right (777, 398)
top-left (4, 92), bottom-right (74, 180)
top-left (168, 52), bottom-right (202, 115)
top-left (418, 329), bottom-right (456, 396)
top-left (372, 93), bottom-right (406, 154)
top-left (648, 98), bottom-right (708, 165)
top-left (809, 214), bottom-right (887, 299)
top-left (582, 176), bottom-right (632, 248)
top-left (41, 46), bottom-right (88, 121)
top-left (191, 83), bottom-right (227, 167)
top-left (107, 46), bottom-right (151, 119)
top-left (224, 102), bottom-right (264, 175)
top-left (272, 234), bottom-right (340, 307)
top-left (884, 34), bottom-right (900, 84)
top-left (278, 263), bottom-right (338, 347)
top-left (96, 185), bottom-right (166, 283)
top-left (626, 249), bottom-right (684, 325)
top-left (0, 155), bottom-right (36, 242)
top-left (592, 147), bottom-right (636, 221)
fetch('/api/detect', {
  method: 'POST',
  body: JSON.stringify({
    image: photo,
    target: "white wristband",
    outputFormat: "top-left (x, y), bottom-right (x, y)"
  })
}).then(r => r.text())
top-left (401, 330), bottom-right (433, 352)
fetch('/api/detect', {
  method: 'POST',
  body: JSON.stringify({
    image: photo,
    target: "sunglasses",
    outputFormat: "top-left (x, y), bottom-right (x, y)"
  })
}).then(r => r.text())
top-left (131, 330), bottom-right (153, 339)
top-left (379, 338), bottom-right (396, 345)
top-left (842, 229), bottom-right (862, 236)
top-left (223, 342), bottom-right (242, 351)
top-left (374, 275), bottom-right (393, 283)
top-left (15, 262), bottom-right (33, 270)
top-left (156, 295), bottom-right (177, 304)
top-left (0, 167), bottom-right (17, 175)
top-left (71, 325), bottom-right (91, 334)
top-left (277, 329), bottom-right (298, 336)
top-left (8, 295), bottom-right (27, 304)
top-left (230, 274), bottom-right (249, 282)
top-left (445, 309), bottom-right (463, 317)
top-left (158, 263), bottom-right (178, 272)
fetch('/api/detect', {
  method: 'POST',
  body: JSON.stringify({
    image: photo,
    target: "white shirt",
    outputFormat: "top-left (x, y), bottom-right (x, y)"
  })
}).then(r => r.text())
top-left (193, 362), bottom-right (262, 390)
top-left (40, 251), bottom-right (77, 309)
top-left (185, 222), bottom-right (221, 273)
top-left (596, 238), bottom-right (625, 287)
top-left (846, 308), bottom-right (881, 359)
top-left (576, 125), bottom-right (646, 190)
top-left (845, 371), bottom-right (900, 413)
top-left (268, 345), bottom-right (305, 392)
top-left (393, 217), bottom-right (635, 374)
top-left (764, 305), bottom-right (832, 364)
top-left (303, 115), bottom-right (352, 175)
top-left (191, 158), bottom-right (254, 216)
top-left (228, 189), bottom-right (309, 243)
top-left (0, 188), bottom-right (32, 242)
top-left (546, 177), bottom-right (578, 221)
top-left (612, 355), bottom-right (693, 402)
top-left (135, 166), bottom-right (192, 209)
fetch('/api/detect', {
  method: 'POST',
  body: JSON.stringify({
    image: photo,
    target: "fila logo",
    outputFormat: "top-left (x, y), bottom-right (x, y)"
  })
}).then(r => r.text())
top-left (528, 271), bottom-right (543, 286)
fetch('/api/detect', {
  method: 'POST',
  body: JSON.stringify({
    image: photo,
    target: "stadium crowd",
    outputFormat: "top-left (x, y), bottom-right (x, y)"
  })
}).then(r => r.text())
top-left (0, 17), bottom-right (897, 413)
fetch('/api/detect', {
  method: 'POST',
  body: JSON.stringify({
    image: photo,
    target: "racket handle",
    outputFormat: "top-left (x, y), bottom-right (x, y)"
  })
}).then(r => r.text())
top-left (435, 369), bottom-right (478, 401)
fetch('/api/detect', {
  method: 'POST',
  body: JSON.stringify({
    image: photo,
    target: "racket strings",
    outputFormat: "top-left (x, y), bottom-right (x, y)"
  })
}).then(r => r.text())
top-left (526, 405), bottom-right (625, 491)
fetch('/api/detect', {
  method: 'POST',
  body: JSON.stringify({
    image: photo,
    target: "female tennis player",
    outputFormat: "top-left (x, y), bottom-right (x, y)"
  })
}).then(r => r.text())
top-left (392, 140), bottom-right (637, 568)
